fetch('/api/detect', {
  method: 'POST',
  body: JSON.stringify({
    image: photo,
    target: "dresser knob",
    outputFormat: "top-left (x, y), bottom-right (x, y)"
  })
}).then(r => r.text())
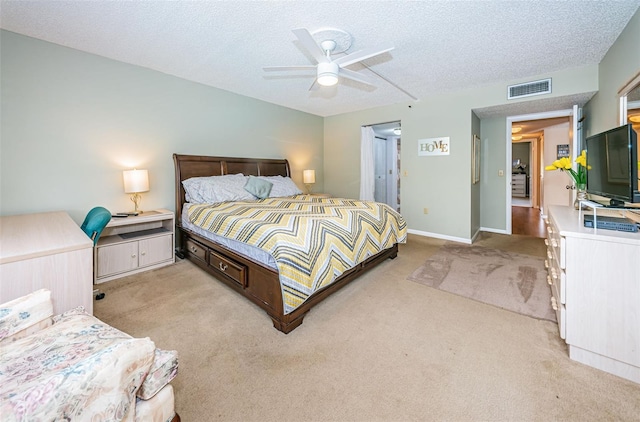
top-left (219, 262), bottom-right (228, 272)
top-left (131, 254), bottom-right (136, 258)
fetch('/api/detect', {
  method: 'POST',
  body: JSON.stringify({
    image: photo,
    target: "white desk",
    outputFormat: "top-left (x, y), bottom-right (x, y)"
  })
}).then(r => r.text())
top-left (0, 211), bottom-right (93, 314)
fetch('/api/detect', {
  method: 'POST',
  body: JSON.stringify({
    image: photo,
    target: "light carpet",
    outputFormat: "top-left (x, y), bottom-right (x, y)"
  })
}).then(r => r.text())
top-left (407, 242), bottom-right (556, 322)
top-left (94, 233), bottom-right (640, 421)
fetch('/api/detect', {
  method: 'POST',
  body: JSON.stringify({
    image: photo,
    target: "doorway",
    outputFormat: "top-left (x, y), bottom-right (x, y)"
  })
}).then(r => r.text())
top-left (506, 106), bottom-right (580, 235)
top-left (370, 121), bottom-right (401, 212)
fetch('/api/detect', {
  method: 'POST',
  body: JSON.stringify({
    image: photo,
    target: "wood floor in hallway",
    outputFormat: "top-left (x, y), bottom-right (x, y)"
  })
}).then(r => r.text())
top-left (512, 206), bottom-right (546, 238)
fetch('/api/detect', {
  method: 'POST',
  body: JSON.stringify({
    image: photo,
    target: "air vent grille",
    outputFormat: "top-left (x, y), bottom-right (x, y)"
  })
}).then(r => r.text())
top-left (508, 78), bottom-right (552, 99)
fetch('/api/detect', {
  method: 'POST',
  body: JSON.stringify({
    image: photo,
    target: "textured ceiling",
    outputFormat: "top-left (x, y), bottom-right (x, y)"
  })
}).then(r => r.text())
top-left (1, 1), bottom-right (639, 117)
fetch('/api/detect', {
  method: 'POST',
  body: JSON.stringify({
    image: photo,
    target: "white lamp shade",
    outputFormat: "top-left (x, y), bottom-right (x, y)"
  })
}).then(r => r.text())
top-left (303, 169), bottom-right (316, 184)
top-left (123, 169), bottom-right (149, 193)
top-left (317, 62), bottom-right (339, 87)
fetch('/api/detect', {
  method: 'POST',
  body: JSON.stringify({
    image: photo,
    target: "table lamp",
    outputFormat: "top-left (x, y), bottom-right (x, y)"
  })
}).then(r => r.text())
top-left (303, 169), bottom-right (315, 194)
top-left (123, 169), bottom-right (149, 214)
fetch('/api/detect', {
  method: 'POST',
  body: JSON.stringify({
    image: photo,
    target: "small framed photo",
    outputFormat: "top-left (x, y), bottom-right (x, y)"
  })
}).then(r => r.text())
top-left (472, 135), bottom-right (480, 184)
top-left (557, 144), bottom-right (570, 159)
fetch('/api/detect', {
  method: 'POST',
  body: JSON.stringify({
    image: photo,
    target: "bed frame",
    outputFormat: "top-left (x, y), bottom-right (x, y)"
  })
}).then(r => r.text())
top-left (173, 154), bottom-right (398, 334)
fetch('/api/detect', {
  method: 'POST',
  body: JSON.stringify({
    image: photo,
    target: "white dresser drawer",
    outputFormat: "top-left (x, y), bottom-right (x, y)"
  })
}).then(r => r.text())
top-left (551, 296), bottom-right (566, 340)
top-left (546, 217), bottom-right (565, 269)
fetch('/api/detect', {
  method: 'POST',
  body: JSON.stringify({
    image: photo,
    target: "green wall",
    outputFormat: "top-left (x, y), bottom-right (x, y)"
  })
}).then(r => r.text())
top-left (583, 8), bottom-right (640, 136)
top-left (0, 30), bottom-right (324, 222)
top-left (480, 116), bottom-right (508, 231)
top-left (324, 65), bottom-right (599, 241)
top-left (2, 6), bottom-right (639, 240)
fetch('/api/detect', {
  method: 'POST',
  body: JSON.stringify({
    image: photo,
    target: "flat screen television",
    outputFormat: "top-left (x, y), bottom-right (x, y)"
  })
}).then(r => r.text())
top-left (585, 123), bottom-right (639, 205)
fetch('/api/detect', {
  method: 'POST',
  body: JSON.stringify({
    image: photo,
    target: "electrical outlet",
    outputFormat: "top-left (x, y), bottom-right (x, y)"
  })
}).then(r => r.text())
top-left (423, 208), bottom-right (429, 214)
top-left (498, 170), bottom-right (504, 176)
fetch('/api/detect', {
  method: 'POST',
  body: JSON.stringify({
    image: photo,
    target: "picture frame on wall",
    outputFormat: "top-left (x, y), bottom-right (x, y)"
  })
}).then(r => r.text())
top-left (472, 135), bottom-right (481, 184)
top-left (557, 144), bottom-right (570, 158)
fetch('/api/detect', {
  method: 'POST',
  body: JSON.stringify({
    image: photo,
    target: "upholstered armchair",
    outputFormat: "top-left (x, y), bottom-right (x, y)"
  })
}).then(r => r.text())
top-left (0, 289), bottom-right (179, 421)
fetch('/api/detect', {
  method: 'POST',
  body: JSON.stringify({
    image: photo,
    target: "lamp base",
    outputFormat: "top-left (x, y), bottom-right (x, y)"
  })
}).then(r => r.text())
top-left (129, 193), bottom-right (144, 214)
top-left (305, 184), bottom-right (314, 194)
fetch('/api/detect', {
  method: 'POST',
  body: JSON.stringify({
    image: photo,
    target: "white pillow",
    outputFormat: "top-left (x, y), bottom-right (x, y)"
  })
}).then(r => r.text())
top-left (182, 174), bottom-right (255, 204)
top-left (259, 175), bottom-right (303, 197)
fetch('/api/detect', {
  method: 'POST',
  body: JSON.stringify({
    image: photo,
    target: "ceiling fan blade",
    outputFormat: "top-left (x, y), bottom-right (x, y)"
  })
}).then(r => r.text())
top-left (263, 66), bottom-right (316, 72)
top-left (333, 46), bottom-right (394, 68)
top-left (292, 28), bottom-right (328, 64)
top-left (338, 68), bottom-right (375, 86)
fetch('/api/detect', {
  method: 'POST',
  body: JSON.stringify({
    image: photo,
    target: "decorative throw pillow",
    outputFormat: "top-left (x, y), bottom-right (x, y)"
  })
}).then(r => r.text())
top-left (244, 176), bottom-right (273, 199)
top-left (0, 288), bottom-right (53, 342)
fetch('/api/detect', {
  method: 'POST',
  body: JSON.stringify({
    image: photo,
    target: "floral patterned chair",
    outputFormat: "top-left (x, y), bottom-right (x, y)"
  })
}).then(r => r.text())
top-left (0, 289), bottom-right (179, 421)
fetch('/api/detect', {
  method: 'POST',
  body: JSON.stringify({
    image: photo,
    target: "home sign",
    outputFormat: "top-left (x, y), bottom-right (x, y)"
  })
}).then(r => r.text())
top-left (418, 137), bottom-right (450, 156)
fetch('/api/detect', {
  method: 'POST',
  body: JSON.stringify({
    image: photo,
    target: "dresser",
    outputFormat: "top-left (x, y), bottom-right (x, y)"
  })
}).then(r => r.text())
top-left (511, 173), bottom-right (527, 197)
top-left (545, 205), bottom-right (640, 383)
top-left (0, 211), bottom-right (93, 314)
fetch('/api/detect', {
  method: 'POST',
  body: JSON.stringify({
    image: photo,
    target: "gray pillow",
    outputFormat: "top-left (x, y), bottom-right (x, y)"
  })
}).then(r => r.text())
top-left (244, 175), bottom-right (273, 199)
top-left (182, 174), bottom-right (254, 204)
top-left (258, 175), bottom-right (303, 197)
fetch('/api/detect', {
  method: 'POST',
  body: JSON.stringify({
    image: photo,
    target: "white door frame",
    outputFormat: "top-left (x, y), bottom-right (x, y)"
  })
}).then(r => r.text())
top-left (505, 106), bottom-right (577, 234)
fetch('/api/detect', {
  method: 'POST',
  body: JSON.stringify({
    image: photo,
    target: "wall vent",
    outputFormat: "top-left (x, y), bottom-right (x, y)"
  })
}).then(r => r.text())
top-left (507, 78), bottom-right (551, 100)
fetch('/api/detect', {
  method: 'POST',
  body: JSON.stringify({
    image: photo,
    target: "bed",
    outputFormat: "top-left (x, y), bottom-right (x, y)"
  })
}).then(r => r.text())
top-left (173, 154), bottom-right (406, 333)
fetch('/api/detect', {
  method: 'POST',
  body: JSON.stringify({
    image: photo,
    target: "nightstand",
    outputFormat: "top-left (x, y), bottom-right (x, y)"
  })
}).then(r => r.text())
top-left (94, 209), bottom-right (175, 283)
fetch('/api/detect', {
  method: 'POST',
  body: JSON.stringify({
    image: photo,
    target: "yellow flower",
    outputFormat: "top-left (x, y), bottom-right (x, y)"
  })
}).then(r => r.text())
top-left (575, 150), bottom-right (591, 169)
top-left (545, 150), bottom-right (588, 185)
top-left (545, 157), bottom-right (572, 171)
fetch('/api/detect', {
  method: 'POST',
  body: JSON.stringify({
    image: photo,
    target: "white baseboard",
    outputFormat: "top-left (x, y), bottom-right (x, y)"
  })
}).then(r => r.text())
top-left (480, 226), bottom-right (509, 235)
top-left (407, 229), bottom-right (472, 244)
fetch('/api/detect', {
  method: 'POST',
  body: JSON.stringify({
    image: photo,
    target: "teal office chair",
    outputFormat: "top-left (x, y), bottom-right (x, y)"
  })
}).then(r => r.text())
top-left (81, 206), bottom-right (112, 245)
top-left (80, 206), bottom-right (112, 300)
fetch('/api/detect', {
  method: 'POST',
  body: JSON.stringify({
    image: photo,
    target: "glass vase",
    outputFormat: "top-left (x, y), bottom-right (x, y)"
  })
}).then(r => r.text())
top-left (574, 183), bottom-right (588, 209)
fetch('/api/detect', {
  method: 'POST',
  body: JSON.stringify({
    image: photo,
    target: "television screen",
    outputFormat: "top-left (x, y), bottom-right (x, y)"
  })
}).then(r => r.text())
top-left (586, 124), bottom-right (639, 204)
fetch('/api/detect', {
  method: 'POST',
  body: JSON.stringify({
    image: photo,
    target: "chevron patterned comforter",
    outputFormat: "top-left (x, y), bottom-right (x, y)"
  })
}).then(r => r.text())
top-left (188, 195), bottom-right (407, 314)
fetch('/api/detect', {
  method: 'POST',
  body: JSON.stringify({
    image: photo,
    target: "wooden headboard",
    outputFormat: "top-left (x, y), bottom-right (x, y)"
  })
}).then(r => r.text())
top-left (173, 154), bottom-right (291, 223)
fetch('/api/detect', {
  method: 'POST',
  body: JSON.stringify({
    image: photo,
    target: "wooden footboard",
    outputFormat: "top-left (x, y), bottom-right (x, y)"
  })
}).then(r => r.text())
top-left (178, 227), bottom-right (397, 334)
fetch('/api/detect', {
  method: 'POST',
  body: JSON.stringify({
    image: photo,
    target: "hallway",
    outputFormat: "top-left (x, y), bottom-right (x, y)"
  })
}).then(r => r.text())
top-left (512, 206), bottom-right (546, 238)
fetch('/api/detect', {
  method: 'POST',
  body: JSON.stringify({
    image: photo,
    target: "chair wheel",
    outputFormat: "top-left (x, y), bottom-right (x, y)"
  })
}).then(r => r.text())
top-left (95, 293), bottom-right (105, 300)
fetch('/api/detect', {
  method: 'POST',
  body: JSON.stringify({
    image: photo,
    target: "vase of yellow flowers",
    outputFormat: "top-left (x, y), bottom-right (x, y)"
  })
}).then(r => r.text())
top-left (545, 150), bottom-right (590, 209)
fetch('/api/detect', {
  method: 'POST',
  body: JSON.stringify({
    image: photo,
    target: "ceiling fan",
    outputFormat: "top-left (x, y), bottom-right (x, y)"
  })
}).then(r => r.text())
top-left (263, 28), bottom-right (394, 90)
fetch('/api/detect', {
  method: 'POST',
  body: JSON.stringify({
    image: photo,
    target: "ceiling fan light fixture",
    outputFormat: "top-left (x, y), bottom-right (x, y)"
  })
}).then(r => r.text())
top-left (393, 128), bottom-right (402, 135)
top-left (317, 62), bottom-right (339, 86)
top-left (512, 126), bottom-right (522, 134)
top-left (629, 115), bottom-right (640, 123)
top-left (512, 135), bottom-right (523, 141)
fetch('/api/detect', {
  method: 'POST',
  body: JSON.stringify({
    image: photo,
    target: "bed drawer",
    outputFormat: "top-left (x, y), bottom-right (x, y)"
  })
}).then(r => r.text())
top-left (186, 239), bottom-right (207, 264)
top-left (210, 251), bottom-right (247, 287)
